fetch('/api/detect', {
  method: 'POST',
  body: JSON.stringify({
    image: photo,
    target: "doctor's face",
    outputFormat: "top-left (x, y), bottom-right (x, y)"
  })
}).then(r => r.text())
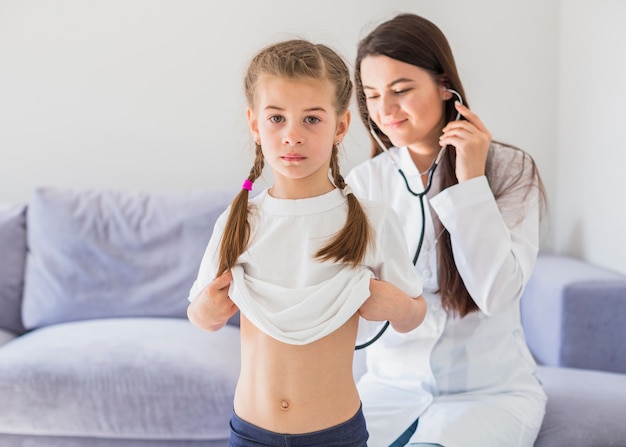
top-left (360, 55), bottom-right (447, 152)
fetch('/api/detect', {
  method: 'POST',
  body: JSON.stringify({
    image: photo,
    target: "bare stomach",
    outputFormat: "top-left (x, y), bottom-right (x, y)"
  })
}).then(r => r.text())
top-left (233, 313), bottom-right (361, 434)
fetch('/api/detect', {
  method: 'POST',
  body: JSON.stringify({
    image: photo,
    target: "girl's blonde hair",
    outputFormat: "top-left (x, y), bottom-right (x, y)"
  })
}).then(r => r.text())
top-left (217, 39), bottom-right (372, 276)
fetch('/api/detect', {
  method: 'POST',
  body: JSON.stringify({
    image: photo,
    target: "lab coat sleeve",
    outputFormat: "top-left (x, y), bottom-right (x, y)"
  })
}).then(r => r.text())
top-left (187, 209), bottom-right (230, 302)
top-left (429, 169), bottom-right (540, 316)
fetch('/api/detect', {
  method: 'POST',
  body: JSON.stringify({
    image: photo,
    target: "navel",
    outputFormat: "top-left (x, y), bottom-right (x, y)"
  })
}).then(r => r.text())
top-left (280, 400), bottom-right (290, 410)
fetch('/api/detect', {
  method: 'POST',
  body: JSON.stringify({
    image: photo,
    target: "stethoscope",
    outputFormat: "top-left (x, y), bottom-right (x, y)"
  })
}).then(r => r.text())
top-left (355, 88), bottom-right (463, 350)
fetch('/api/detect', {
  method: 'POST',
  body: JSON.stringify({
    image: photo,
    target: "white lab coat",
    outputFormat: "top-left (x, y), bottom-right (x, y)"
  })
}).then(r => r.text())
top-left (347, 143), bottom-right (547, 447)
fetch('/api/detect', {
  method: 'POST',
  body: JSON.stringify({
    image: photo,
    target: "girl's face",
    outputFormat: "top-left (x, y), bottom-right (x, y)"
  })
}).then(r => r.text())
top-left (360, 55), bottom-right (449, 153)
top-left (247, 75), bottom-right (349, 198)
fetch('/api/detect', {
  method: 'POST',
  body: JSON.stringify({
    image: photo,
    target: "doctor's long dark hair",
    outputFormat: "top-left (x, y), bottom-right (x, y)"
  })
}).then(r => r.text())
top-left (355, 13), bottom-right (546, 317)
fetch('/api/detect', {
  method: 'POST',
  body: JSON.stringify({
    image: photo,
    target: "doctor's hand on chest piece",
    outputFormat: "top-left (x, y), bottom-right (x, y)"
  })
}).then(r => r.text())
top-left (359, 278), bottom-right (427, 334)
top-left (439, 101), bottom-right (492, 183)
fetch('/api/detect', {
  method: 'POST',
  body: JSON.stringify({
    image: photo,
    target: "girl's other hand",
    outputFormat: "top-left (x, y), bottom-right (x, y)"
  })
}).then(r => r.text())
top-left (188, 271), bottom-right (238, 331)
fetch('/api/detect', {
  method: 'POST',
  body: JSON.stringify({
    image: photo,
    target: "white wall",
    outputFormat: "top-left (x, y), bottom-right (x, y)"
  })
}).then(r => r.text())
top-left (9, 1), bottom-right (624, 273)
top-left (0, 0), bottom-right (557, 199)
top-left (556, 1), bottom-right (626, 274)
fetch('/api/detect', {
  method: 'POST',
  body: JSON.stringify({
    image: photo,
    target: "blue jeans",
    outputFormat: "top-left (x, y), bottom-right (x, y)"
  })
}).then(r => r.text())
top-left (229, 406), bottom-right (369, 447)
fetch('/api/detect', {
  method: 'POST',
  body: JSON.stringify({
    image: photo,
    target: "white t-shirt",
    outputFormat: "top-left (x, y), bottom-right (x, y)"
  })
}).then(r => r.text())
top-left (188, 187), bottom-right (422, 345)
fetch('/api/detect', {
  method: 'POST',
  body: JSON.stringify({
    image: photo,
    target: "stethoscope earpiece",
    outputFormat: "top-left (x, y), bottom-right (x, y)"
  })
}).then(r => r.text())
top-left (443, 87), bottom-right (463, 104)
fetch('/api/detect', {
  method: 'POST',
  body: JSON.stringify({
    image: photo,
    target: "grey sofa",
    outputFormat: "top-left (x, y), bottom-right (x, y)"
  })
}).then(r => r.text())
top-left (520, 254), bottom-right (626, 447)
top-left (1, 186), bottom-right (625, 447)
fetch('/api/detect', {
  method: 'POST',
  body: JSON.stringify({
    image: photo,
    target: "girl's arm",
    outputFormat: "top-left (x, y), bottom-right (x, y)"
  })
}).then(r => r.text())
top-left (358, 203), bottom-right (426, 333)
top-left (359, 279), bottom-right (426, 333)
top-left (187, 270), bottom-right (238, 331)
top-left (187, 210), bottom-right (238, 331)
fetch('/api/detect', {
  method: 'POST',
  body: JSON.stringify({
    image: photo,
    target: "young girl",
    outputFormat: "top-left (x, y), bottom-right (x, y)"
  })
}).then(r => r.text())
top-left (187, 39), bottom-right (426, 447)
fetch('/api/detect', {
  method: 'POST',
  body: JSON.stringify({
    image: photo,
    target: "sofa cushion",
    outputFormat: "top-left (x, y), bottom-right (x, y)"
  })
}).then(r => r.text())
top-left (22, 187), bottom-right (233, 329)
top-left (0, 318), bottom-right (239, 440)
top-left (0, 328), bottom-right (17, 347)
top-left (521, 254), bottom-right (626, 373)
top-left (535, 365), bottom-right (626, 447)
top-left (0, 203), bottom-right (27, 335)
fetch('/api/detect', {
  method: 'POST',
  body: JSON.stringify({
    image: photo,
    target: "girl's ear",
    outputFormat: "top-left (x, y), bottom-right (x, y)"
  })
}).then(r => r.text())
top-left (334, 110), bottom-right (351, 142)
top-left (247, 108), bottom-right (260, 142)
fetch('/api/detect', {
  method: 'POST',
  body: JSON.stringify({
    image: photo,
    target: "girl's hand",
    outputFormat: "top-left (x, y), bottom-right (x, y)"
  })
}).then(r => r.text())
top-left (359, 279), bottom-right (426, 333)
top-left (187, 270), bottom-right (239, 331)
top-left (439, 102), bottom-right (492, 183)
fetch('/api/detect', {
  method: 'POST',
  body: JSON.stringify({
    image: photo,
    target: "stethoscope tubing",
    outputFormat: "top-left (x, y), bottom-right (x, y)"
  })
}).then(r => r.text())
top-left (354, 88), bottom-right (463, 351)
top-left (354, 158), bottom-right (435, 350)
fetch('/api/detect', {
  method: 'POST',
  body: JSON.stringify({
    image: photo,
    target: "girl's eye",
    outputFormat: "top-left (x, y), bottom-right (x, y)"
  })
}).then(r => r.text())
top-left (268, 115), bottom-right (284, 124)
top-left (304, 116), bottom-right (320, 125)
top-left (366, 94), bottom-right (380, 100)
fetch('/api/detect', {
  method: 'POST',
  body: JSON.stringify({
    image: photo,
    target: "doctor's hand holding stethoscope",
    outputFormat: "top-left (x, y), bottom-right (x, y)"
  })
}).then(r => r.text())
top-left (439, 101), bottom-right (492, 183)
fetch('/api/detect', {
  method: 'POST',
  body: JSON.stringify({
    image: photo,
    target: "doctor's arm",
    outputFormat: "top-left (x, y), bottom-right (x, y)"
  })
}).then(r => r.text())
top-left (430, 161), bottom-right (540, 315)
top-left (435, 105), bottom-right (540, 315)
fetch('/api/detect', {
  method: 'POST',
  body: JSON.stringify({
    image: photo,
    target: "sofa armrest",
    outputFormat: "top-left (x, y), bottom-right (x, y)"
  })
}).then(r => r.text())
top-left (521, 253), bottom-right (626, 374)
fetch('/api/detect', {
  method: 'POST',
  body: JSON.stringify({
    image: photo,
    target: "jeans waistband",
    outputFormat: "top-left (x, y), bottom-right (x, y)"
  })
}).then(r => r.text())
top-left (229, 404), bottom-right (368, 447)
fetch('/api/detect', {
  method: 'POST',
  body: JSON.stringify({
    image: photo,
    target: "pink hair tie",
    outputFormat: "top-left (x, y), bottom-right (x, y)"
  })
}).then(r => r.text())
top-left (242, 179), bottom-right (253, 191)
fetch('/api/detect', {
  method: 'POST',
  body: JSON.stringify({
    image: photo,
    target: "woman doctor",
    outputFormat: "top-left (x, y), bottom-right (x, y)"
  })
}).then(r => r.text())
top-left (348, 13), bottom-right (547, 447)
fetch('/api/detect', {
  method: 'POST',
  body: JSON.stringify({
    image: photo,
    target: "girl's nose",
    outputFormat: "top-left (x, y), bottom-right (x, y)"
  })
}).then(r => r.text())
top-left (282, 125), bottom-right (304, 146)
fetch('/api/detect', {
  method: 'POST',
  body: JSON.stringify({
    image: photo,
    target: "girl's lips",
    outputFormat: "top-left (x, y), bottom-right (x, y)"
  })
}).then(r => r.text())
top-left (281, 154), bottom-right (306, 162)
